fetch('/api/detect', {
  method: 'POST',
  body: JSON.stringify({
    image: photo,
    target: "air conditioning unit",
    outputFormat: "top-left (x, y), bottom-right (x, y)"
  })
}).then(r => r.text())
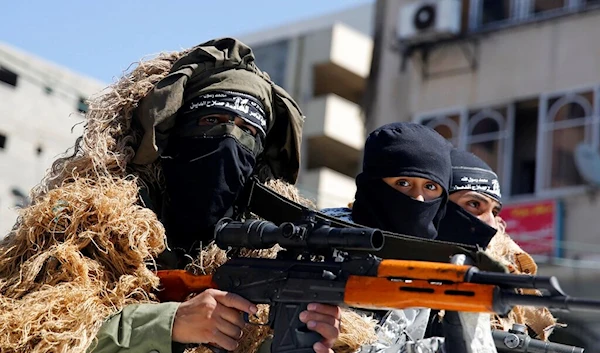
top-left (397, 0), bottom-right (462, 43)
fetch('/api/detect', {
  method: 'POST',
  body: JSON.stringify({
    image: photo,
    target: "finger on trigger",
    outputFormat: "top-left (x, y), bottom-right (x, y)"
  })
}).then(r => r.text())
top-left (216, 291), bottom-right (258, 314)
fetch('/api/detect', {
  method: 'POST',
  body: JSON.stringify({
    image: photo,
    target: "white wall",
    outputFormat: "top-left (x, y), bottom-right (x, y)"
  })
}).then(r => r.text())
top-left (0, 42), bottom-right (105, 237)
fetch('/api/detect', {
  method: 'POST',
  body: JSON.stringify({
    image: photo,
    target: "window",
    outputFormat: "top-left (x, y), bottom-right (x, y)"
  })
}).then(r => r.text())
top-left (511, 99), bottom-right (539, 195)
top-left (532, 0), bottom-right (566, 15)
top-left (469, 0), bottom-right (516, 29)
top-left (539, 89), bottom-right (597, 190)
top-left (0, 67), bottom-right (18, 87)
top-left (422, 113), bottom-right (462, 146)
top-left (481, 0), bottom-right (512, 25)
top-left (11, 187), bottom-right (29, 208)
top-left (466, 107), bottom-right (510, 181)
top-left (78, 97), bottom-right (89, 114)
top-left (252, 40), bottom-right (289, 89)
top-left (469, 0), bottom-right (588, 31)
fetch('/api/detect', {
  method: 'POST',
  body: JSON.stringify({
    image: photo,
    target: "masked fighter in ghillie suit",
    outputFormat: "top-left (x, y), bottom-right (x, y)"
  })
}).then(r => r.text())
top-left (429, 149), bottom-right (560, 341)
top-left (0, 38), bottom-right (377, 353)
top-left (323, 123), bottom-right (499, 353)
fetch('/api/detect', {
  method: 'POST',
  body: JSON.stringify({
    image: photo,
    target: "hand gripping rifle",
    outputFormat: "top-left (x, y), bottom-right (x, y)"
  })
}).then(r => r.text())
top-left (156, 213), bottom-right (600, 353)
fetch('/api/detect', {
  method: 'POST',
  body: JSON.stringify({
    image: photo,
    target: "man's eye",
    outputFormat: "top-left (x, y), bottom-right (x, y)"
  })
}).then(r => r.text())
top-left (467, 201), bottom-right (479, 209)
top-left (240, 125), bottom-right (256, 136)
top-left (425, 183), bottom-right (437, 191)
top-left (396, 180), bottom-right (410, 187)
top-left (199, 116), bottom-right (220, 124)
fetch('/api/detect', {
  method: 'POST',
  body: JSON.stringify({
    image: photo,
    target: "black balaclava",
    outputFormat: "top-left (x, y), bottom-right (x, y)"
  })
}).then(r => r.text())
top-left (160, 90), bottom-right (267, 253)
top-left (436, 149), bottom-right (502, 248)
top-left (351, 123), bottom-right (452, 239)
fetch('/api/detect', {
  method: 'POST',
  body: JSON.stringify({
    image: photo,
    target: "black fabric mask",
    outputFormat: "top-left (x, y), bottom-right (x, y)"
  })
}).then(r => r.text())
top-left (352, 179), bottom-right (445, 239)
top-left (160, 133), bottom-right (257, 254)
top-left (436, 201), bottom-right (497, 248)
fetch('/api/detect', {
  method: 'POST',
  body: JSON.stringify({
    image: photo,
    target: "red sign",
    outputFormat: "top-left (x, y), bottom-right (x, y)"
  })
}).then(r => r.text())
top-left (499, 199), bottom-right (561, 257)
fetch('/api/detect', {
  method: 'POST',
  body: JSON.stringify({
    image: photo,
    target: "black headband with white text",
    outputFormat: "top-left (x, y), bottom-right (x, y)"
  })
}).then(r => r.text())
top-left (181, 90), bottom-right (268, 136)
top-left (450, 166), bottom-right (501, 202)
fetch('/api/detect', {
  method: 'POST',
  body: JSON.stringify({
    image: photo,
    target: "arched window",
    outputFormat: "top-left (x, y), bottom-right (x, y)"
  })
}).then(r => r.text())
top-left (542, 91), bottom-right (595, 189)
top-left (467, 107), bottom-right (509, 181)
top-left (420, 113), bottom-right (462, 147)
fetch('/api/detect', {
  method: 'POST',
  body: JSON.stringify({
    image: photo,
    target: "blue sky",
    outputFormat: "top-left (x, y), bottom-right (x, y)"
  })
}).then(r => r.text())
top-left (1, 0), bottom-right (373, 84)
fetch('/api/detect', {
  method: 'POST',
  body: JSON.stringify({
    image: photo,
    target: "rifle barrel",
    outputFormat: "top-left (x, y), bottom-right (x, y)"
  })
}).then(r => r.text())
top-left (469, 272), bottom-right (563, 294)
top-left (501, 292), bottom-right (600, 312)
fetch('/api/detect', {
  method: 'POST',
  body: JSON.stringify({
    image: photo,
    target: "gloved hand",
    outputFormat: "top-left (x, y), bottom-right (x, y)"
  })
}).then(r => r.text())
top-left (442, 311), bottom-right (497, 353)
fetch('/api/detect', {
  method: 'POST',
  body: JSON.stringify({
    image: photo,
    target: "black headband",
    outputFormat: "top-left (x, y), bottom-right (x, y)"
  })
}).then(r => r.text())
top-left (451, 166), bottom-right (501, 200)
top-left (180, 90), bottom-right (268, 137)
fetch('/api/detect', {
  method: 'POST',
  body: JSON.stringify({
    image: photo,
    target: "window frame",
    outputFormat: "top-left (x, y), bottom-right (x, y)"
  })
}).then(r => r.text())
top-left (468, 0), bottom-right (593, 32)
top-left (414, 84), bottom-right (600, 202)
top-left (535, 84), bottom-right (600, 198)
top-left (467, 105), bottom-right (514, 196)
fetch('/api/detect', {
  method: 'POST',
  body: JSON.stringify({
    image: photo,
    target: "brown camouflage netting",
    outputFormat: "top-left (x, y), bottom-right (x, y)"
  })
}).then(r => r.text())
top-left (486, 217), bottom-right (562, 341)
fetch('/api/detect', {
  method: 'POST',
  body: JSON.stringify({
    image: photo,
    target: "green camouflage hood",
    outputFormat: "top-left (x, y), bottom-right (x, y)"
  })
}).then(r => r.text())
top-left (132, 37), bottom-right (304, 183)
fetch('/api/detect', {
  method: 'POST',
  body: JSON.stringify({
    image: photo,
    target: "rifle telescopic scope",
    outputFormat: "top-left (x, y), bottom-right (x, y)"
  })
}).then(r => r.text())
top-left (214, 218), bottom-right (384, 251)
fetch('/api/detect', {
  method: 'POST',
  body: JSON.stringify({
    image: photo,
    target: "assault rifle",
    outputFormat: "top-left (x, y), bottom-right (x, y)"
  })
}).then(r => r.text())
top-left (156, 214), bottom-right (600, 353)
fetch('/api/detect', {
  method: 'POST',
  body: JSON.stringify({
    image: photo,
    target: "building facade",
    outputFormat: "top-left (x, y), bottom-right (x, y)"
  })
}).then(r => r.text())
top-left (0, 42), bottom-right (105, 237)
top-left (239, 3), bottom-right (374, 209)
top-left (367, 0), bottom-right (600, 348)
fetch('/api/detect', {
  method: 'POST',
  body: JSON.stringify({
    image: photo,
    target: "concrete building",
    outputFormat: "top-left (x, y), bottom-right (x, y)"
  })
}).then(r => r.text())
top-left (0, 42), bottom-right (105, 237)
top-left (239, 3), bottom-right (374, 209)
top-left (367, 0), bottom-right (600, 348)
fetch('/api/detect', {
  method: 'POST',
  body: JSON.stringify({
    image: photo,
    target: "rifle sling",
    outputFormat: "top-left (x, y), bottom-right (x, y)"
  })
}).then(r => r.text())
top-left (240, 178), bottom-right (506, 273)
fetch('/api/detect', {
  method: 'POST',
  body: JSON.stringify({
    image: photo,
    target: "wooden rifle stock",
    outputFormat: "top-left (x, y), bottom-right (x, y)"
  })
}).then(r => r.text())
top-left (155, 259), bottom-right (501, 314)
top-left (156, 270), bottom-right (216, 302)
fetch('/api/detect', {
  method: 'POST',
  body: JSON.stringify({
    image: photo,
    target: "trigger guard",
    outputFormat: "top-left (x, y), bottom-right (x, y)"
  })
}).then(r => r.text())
top-left (294, 329), bottom-right (322, 347)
